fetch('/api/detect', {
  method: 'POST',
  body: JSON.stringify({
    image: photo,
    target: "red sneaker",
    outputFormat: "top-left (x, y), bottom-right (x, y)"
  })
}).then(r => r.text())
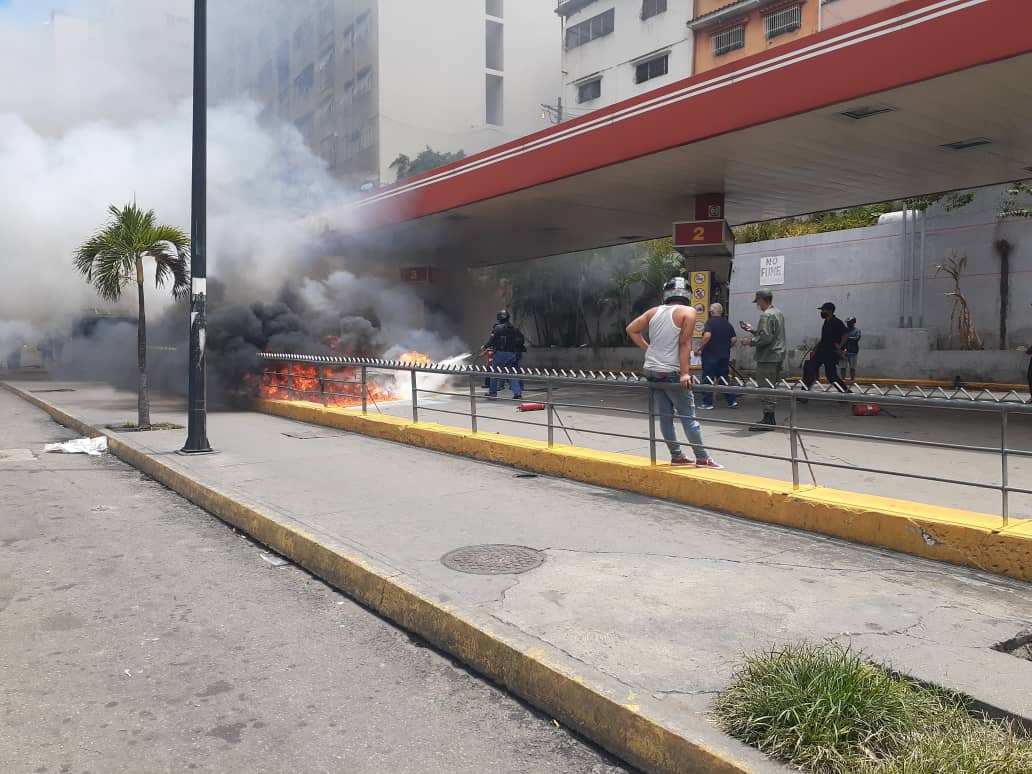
top-left (670, 457), bottom-right (694, 466)
top-left (696, 458), bottom-right (725, 470)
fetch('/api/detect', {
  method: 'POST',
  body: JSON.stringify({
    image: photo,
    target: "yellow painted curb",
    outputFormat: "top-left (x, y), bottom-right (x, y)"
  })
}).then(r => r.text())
top-left (255, 398), bottom-right (1032, 584)
top-left (2, 382), bottom-right (770, 774)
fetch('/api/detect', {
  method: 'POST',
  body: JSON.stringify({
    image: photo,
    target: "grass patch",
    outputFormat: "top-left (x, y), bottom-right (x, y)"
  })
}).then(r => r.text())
top-left (713, 642), bottom-right (1032, 774)
top-left (106, 422), bottom-right (185, 432)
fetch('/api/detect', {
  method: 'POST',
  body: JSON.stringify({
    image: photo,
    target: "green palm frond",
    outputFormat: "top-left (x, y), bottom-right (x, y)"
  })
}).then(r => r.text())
top-left (74, 202), bottom-right (191, 302)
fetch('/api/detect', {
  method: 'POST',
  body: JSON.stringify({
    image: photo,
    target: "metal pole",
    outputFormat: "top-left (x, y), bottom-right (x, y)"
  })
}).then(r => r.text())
top-left (319, 366), bottom-right (327, 407)
top-left (918, 211), bottom-right (927, 328)
top-left (361, 366), bottom-right (367, 413)
top-left (468, 374), bottom-right (478, 433)
top-left (181, 0), bottom-right (212, 454)
top-left (546, 381), bottom-right (555, 448)
top-left (789, 392), bottom-right (800, 490)
top-left (1001, 406), bottom-right (1009, 527)
top-left (648, 388), bottom-right (657, 465)
top-left (899, 207), bottom-right (908, 329)
top-left (287, 362), bottom-right (294, 401)
top-left (411, 370), bottom-right (419, 422)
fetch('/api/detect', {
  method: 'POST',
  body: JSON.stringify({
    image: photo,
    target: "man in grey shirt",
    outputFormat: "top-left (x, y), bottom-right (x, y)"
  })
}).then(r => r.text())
top-left (740, 289), bottom-right (786, 432)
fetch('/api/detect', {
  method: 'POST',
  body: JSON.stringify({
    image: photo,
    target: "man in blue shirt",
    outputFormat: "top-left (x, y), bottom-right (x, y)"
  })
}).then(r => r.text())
top-left (694, 303), bottom-right (738, 409)
top-left (844, 316), bottom-right (861, 382)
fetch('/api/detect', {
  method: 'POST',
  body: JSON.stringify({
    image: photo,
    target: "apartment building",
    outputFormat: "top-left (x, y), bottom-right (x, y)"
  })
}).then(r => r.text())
top-left (689, 0), bottom-right (905, 75)
top-left (214, 0), bottom-right (560, 190)
top-left (557, 0), bottom-right (695, 113)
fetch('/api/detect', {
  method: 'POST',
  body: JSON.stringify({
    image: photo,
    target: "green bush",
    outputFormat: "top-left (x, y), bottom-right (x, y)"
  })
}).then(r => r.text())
top-left (713, 643), bottom-right (960, 773)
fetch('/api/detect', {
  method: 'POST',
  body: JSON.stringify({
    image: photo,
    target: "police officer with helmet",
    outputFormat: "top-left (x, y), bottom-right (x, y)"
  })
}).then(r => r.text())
top-left (480, 310), bottom-right (526, 399)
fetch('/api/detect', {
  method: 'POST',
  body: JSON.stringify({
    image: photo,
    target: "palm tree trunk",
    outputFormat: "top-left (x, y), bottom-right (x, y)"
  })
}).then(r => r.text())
top-left (135, 254), bottom-right (151, 429)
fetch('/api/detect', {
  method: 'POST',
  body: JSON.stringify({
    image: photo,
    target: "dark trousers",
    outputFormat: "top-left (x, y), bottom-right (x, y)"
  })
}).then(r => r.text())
top-left (803, 355), bottom-right (850, 392)
top-left (701, 356), bottom-right (736, 406)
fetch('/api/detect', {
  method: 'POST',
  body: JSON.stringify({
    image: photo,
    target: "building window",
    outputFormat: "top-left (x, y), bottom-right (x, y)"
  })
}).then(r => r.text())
top-left (355, 11), bottom-right (371, 44)
top-left (276, 41), bottom-right (289, 82)
top-left (641, 0), bottom-right (667, 20)
top-left (318, 47), bottom-right (335, 91)
top-left (318, 1), bottom-right (334, 39)
top-left (293, 18), bottom-right (313, 51)
top-left (577, 79), bottom-right (601, 103)
top-left (565, 8), bottom-right (614, 50)
top-left (316, 96), bottom-right (334, 129)
top-left (360, 122), bottom-right (375, 150)
top-left (486, 74), bottom-right (504, 125)
top-left (486, 0), bottom-right (503, 18)
top-left (294, 64), bottom-right (314, 99)
top-left (486, 19), bottom-right (504, 71)
top-left (356, 66), bottom-right (372, 95)
top-left (764, 5), bottom-right (801, 39)
top-left (635, 53), bottom-right (668, 84)
top-left (713, 25), bottom-right (745, 56)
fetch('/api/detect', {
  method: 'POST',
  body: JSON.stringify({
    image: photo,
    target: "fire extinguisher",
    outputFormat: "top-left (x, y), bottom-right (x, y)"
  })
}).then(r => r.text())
top-left (852, 404), bottom-right (881, 416)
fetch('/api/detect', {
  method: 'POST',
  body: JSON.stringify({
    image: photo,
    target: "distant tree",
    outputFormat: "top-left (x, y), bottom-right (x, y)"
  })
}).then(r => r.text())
top-left (614, 238), bottom-right (685, 314)
top-left (389, 146), bottom-right (466, 181)
top-left (75, 203), bottom-right (190, 429)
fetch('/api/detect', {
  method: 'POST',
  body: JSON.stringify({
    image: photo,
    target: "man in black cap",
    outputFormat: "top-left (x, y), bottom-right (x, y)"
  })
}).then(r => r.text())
top-left (803, 302), bottom-right (851, 393)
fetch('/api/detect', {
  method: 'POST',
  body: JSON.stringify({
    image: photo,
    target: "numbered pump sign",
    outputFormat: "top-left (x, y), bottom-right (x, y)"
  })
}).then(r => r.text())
top-left (672, 219), bottom-right (735, 258)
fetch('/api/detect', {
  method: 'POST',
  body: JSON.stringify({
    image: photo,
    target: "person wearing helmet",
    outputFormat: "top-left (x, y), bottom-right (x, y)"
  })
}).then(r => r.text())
top-left (480, 310), bottom-right (526, 399)
top-left (844, 316), bottom-right (861, 382)
top-left (625, 277), bottom-right (723, 469)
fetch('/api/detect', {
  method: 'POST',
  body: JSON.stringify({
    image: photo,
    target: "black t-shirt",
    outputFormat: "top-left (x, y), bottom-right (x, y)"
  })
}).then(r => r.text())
top-left (817, 316), bottom-right (847, 356)
top-left (702, 317), bottom-right (736, 359)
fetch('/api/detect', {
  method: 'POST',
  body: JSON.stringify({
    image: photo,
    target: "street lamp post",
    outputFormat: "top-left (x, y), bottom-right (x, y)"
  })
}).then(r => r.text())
top-left (182, 0), bottom-right (213, 454)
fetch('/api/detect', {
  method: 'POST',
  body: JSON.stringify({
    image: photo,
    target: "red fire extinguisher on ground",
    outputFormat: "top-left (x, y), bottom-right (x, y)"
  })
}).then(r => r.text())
top-left (852, 404), bottom-right (881, 416)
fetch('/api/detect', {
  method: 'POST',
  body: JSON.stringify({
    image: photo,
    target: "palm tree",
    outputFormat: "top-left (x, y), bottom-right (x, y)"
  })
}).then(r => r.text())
top-left (75, 203), bottom-right (190, 429)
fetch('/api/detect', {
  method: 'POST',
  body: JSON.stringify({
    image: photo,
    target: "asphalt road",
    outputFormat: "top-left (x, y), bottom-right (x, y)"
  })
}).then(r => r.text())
top-left (0, 391), bottom-right (630, 774)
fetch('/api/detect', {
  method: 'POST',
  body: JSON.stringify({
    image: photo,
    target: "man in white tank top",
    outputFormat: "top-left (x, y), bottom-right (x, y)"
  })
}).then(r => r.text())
top-left (626, 278), bottom-right (723, 469)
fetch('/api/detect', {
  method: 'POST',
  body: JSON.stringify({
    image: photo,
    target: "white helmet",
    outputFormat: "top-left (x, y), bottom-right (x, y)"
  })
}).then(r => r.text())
top-left (662, 277), bottom-right (691, 304)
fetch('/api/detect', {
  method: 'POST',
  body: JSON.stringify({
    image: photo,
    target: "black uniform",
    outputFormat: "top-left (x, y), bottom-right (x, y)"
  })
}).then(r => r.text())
top-left (804, 315), bottom-right (850, 392)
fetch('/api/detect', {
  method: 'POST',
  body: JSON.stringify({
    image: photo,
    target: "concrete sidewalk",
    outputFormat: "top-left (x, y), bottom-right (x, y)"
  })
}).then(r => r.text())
top-left (7, 381), bottom-right (1032, 772)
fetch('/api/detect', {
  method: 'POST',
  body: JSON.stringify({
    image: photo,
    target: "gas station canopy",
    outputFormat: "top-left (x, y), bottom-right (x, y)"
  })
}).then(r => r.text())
top-left (325, 0), bottom-right (1032, 268)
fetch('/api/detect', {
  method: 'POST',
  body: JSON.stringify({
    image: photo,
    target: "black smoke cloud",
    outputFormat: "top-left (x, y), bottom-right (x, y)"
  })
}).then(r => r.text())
top-left (55, 271), bottom-right (469, 405)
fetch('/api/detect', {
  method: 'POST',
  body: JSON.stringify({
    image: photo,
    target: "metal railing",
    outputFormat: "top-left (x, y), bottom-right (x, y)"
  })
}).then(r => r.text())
top-left (256, 353), bottom-right (1032, 527)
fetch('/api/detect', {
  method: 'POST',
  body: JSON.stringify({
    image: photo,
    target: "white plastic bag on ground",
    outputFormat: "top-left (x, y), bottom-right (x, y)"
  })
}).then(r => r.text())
top-left (44, 437), bottom-right (108, 456)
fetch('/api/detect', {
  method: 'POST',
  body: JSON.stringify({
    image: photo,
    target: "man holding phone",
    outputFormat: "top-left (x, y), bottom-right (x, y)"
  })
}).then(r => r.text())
top-left (739, 289), bottom-right (786, 431)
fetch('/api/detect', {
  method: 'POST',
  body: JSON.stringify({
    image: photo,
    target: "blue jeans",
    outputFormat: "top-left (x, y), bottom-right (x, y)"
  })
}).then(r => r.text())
top-left (489, 351), bottom-right (522, 397)
top-left (645, 370), bottom-right (710, 461)
top-left (701, 356), bottom-right (737, 406)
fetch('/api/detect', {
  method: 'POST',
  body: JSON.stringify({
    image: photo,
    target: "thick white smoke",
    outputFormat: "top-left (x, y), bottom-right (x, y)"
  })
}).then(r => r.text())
top-left (0, 0), bottom-right (468, 387)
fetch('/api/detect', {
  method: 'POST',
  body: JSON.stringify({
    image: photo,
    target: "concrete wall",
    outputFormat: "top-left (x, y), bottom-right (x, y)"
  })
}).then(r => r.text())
top-left (820, 0), bottom-right (906, 30)
top-left (693, 0), bottom-right (819, 75)
top-left (562, 0), bottom-right (694, 111)
top-left (727, 185), bottom-right (1032, 381)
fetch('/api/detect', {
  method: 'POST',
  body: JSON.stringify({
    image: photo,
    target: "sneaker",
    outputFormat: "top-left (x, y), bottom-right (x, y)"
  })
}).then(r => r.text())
top-left (670, 456), bottom-right (694, 466)
top-left (513, 395), bottom-right (523, 400)
top-left (727, 401), bottom-right (739, 408)
top-left (697, 404), bottom-right (714, 411)
top-left (696, 458), bottom-right (725, 470)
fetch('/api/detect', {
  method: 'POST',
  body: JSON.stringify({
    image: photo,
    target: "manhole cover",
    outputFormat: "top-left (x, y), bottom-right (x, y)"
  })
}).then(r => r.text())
top-left (441, 544), bottom-right (544, 575)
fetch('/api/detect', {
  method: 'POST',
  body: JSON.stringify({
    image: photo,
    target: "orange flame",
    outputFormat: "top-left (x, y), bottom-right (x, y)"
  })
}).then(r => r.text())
top-left (253, 352), bottom-right (432, 407)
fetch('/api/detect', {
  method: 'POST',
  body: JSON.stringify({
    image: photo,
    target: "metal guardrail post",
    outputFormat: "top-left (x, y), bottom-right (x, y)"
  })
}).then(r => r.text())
top-left (789, 391), bottom-right (800, 490)
top-left (468, 374), bottom-right (478, 433)
top-left (361, 366), bottom-right (368, 413)
top-left (648, 387), bottom-right (657, 465)
top-left (287, 362), bottom-right (294, 401)
top-left (546, 381), bottom-right (555, 448)
top-left (318, 366), bottom-right (327, 407)
top-left (1001, 405), bottom-right (1009, 527)
top-left (411, 370), bottom-right (419, 422)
